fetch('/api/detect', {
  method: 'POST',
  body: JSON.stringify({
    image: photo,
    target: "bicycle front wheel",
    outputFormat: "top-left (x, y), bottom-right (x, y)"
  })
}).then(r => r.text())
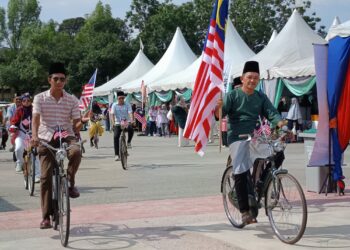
top-left (23, 157), bottom-right (29, 190)
top-left (59, 177), bottom-right (70, 247)
top-left (265, 173), bottom-right (307, 244)
top-left (28, 153), bottom-right (36, 196)
top-left (119, 135), bottom-right (128, 170)
top-left (221, 166), bottom-right (245, 228)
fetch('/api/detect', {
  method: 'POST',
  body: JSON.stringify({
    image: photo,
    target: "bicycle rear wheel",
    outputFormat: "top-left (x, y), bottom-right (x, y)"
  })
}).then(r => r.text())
top-left (119, 134), bottom-right (128, 170)
top-left (28, 152), bottom-right (36, 196)
top-left (59, 177), bottom-right (70, 247)
top-left (265, 173), bottom-right (307, 244)
top-left (221, 166), bottom-right (245, 228)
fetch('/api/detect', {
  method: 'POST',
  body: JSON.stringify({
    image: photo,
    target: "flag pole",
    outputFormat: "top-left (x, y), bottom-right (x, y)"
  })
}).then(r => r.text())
top-left (219, 92), bottom-right (222, 153)
top-left (88, 68), bottom-right (98, 112)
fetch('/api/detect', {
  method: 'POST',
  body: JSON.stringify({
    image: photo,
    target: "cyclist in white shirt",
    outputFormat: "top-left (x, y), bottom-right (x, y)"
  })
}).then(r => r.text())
top-left (110, 91), bottom-right (134, 161)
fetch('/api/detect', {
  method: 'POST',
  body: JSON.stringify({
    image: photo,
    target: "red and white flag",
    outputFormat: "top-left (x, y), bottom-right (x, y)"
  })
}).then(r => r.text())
top-left (79, 69), bottom-right (97, 111)
top-left (53, 130), bottom-right (69, 140)
top-left (183, 0), bottom-right (229, 156)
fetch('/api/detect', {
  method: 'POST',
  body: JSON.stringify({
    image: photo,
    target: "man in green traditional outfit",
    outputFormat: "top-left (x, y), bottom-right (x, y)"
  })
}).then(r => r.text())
top-left (215, 61), bottom-right (286, 225)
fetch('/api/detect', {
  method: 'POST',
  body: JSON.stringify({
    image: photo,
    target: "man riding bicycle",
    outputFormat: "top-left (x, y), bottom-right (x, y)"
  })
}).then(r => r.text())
top-left (110, 91), bottom-right (134, 161)
top-left (31, 62), bottom-right (89, 229)
top-left (215, 61), bottom-right (286, 225)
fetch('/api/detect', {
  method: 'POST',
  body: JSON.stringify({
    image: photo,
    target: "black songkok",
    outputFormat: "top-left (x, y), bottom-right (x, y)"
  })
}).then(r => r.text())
top-left (242, 61), bottom-right (260, 74)
top-left (49, 62), bottom-right (66, 75)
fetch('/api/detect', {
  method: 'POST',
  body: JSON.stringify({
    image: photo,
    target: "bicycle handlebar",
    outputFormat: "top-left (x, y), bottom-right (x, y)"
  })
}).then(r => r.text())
top-left (39, 139), bottom-right (86, 152)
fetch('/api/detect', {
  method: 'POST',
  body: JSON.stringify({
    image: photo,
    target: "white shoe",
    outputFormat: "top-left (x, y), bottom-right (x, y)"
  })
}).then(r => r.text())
top-left (15, 163), bottom-right (23, 173)
top-left (35, 176), bottom-right (41, 183)
top-left (115, 156), bottom-right (120, 161)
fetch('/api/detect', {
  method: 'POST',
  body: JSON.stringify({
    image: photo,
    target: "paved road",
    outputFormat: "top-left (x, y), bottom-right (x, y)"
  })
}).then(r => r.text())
top-left (0, 131), bottom-right (349, 249)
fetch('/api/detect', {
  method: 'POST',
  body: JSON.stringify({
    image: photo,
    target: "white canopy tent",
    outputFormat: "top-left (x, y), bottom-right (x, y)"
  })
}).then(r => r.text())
top-left (267, 30), bottom-right (278, 44)
top-left (229, 10), bottom-right (326, 80)
top-left (121, 27), bottom-right (197, 93)
top-left (93, 49), bottom-right (154, 96)
top-left (326, 19), bottom-right (350, 41)
top-left (148, 19), bottom-right (255, 91)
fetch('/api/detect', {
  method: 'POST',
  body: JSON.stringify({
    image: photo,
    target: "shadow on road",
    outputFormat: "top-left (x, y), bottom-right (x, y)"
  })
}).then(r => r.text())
top-left (0, 197), bottom-right (21, 212)
top-left (59, 223), bottom-right (185, 250)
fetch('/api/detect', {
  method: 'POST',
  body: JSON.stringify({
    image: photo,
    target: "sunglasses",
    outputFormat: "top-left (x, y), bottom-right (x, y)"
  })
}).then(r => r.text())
top-left (51, 76), bottom-right (66, 82)
top-left (22, 98), bottom-right (31, 102)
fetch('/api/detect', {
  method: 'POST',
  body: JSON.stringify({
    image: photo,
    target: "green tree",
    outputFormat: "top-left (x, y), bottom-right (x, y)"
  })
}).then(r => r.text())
top-left (58, 17), bottom-right (85, 37)
top-left (128, 0), bottom-right (214, 62)
top-left (0, 0), bottom-right (41, 49)
top-left (126, 0), bottom-right (161, 32)
top-left (230, 0), bottom-right (326, 52)
top-left (0, 21), bottom-right (76, 93)
top-left (73, 1), bottom-right (132, 95)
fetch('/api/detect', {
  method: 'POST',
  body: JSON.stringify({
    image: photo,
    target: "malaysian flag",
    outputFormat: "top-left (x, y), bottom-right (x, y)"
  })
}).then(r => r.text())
top-left (79, 69), bottom-right (97, 111)
top-left (134, 111), bottom-right (147, 132)
top-left (183, 0), bottom-right (228, 156)
top-left (53, 130), bottom-right (69, 140)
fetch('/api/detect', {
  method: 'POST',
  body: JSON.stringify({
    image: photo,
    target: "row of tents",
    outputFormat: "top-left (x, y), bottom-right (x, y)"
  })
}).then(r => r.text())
top-left (93, 10), bottom-right (349, 108)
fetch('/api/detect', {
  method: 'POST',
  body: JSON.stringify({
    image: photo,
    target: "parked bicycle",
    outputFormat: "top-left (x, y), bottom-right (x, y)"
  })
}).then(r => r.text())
top-left (221, 128), bottom-right (307, 244)
top-left (119, 120), bottom-right (129, 170)
top-left (39, 136), bottom-right (85, 247)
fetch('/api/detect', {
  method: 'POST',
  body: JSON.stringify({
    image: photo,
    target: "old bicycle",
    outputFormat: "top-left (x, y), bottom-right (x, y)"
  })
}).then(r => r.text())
top-left (221, 129), bottom-right (307, 244)
top-left (40, 135), bottom-right (85, 247)
top-left (9, 124), bottom-right (38, 196)
top-left (119, 120), bottom-right (129, 170)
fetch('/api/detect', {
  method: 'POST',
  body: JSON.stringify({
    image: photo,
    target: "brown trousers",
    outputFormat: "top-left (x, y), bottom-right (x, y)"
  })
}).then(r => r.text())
top-left (38, 136), bottom-right (81, 219)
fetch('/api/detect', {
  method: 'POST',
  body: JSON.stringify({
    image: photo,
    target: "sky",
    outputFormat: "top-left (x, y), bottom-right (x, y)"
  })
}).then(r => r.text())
top-left (0, 0), bottom-right (349, 31)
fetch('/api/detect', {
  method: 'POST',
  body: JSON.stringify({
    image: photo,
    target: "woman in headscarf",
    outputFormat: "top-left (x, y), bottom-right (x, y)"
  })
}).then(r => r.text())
top-left (10, 93), bottom-right (41, 181)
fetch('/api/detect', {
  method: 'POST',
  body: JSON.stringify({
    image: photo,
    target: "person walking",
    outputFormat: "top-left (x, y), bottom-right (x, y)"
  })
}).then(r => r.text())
top-left (171, 96), bottom-right (189, 147)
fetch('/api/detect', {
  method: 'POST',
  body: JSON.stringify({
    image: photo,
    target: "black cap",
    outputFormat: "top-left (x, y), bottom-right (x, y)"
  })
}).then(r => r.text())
top-left (49, 62), bottom-right (66, 75)
top-left (117, 91), bottom-right (126, 97)
top-left (233, 77), bottom-right (242, 87)
top-left (242, 61), bottom-right (259, 74)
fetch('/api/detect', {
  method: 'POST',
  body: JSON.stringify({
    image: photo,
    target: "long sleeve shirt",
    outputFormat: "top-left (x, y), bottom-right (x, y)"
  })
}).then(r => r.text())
top-left (223, 88), bottom-right (281, 144)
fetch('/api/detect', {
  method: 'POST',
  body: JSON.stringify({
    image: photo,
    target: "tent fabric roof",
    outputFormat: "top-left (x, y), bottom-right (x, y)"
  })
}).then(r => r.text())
top-left (93, 49), bottom-right (154, 96)
top-left (121, 27), bottom-right (197, 93)
top-left (326, 19), bottom-right (350, 41)
top-left (229, 10), bottom-right (326, 80)
top-left (148, 19), bottom-right (255, 91)
top-left (267, 30), bottom-right (278, 44)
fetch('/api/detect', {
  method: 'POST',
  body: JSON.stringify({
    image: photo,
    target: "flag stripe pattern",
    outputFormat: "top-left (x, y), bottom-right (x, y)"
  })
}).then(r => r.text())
top-left (79, 69), bottom-right (97, 111)
top-left (134, 112), bottom-right (147, 131)
top-left (53, 130), bottom-right (69, 140)
top-left (183, 0), bottom-right (228, 155)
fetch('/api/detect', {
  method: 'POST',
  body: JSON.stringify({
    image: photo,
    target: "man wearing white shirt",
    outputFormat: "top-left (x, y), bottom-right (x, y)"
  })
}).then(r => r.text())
top-left (110, 91), bottom-right (134, 161)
